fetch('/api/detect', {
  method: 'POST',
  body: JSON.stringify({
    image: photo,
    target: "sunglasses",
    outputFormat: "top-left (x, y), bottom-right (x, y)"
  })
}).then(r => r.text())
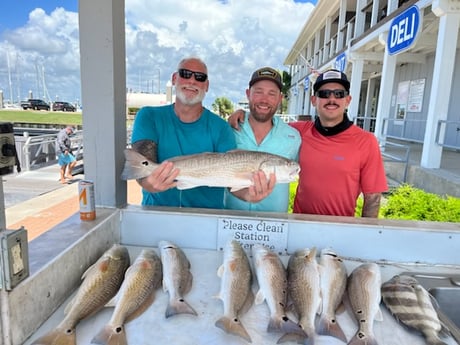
top-left (178, 68), bottom-right (208, 82)
top-left (315, 89), bottom-right (348, 99)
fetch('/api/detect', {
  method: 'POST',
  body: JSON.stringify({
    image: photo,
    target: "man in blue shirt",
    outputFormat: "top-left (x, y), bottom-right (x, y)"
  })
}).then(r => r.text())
top-left (225, 67), bottom-right (301, 212)
top-left (131, 57), bottom-right (275, 209)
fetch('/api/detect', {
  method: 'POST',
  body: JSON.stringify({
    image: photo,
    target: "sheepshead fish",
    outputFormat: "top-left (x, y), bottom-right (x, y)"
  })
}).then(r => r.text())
top-left (214, 240), bottom-right (254, 343)
top-left (347, 262), bottom-right (383, 345)
top-left (278, 247), bottom-right (322, 345)
top-left (91, 249), bottom-right (162, 345)
top-left (252, 244), bottom-right (305, 336)
top-left (31, 244), bottom-right (130, 345)
top-left (159, 240), bottom-right (198, 318)
top-left (381, 275), bottom-right (448, 345)
top-left (317, 248), bottom-right (348, 342)
top-left (121, 148), bottom-right (300, 191)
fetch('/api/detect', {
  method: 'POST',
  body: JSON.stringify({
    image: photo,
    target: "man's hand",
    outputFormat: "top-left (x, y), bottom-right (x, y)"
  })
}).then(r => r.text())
top-left (137, 161), bottom-right (180, 193)
top-left (228, 109), bottom-right (245, 130)
top-left (231, 171), bottom-right (276, 203)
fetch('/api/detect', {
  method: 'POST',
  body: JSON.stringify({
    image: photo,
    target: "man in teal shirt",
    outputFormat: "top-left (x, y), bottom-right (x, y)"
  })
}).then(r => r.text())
top-left (225, 67), bottom-right (301, 212)
top-left (131, 57), bottom-right (236, 208)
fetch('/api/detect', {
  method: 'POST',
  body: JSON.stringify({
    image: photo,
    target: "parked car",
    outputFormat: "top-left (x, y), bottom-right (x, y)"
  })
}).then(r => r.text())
top-left (20, 99), bottom-right (50, 111)
top-left (52, 101), bottom-right (76, 112)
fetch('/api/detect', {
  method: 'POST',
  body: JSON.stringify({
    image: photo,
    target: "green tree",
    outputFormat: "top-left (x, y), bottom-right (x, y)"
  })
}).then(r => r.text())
top-left (212, 97), bottom-right (234, 119)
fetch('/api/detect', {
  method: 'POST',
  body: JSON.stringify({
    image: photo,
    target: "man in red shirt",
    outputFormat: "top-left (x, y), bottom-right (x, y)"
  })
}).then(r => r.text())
top-left (290, 69), bottom-right (387, 217)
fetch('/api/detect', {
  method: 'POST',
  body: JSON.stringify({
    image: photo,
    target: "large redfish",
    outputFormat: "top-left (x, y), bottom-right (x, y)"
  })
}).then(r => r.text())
top-left (31, 244), bottom-right (130, 345)
top-left (91, 249), bottom-right (162, 345)
top-left (121, 148), bottom-right (300, 191)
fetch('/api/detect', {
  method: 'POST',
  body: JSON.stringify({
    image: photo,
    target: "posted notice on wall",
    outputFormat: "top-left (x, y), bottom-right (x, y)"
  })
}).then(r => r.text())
top-left (217, 217), bottom-right (289, 254)
top-left (407, 78), bottom-right (425, 112)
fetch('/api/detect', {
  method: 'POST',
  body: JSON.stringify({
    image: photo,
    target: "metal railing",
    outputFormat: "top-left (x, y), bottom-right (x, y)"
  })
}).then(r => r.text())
top-left (379, 140), bottom-right (411, 183)
top-left (17, 131), bottom-right (83, 171)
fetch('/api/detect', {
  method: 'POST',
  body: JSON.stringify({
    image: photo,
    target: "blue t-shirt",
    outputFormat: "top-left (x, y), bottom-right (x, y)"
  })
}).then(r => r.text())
top-left (131, 104), bottom-right (236, 208)
top-left (224, 112), bottom-right (301, 212)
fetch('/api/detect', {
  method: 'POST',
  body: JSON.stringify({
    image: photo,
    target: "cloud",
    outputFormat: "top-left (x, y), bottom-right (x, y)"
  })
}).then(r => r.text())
top-left (0, 0), bottom-right (314, 107)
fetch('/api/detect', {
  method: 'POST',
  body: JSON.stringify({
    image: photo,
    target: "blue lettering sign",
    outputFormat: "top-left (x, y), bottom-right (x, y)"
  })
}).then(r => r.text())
top-left (387, 5), bottom-right (420, 55)
top-left (335, 53), bottom-right (347, 72)
top-left (304, 77), bottom-right (309, 91)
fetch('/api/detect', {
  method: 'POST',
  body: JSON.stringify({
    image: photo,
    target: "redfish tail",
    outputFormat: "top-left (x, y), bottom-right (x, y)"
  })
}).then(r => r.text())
top-left (348, 331), bottom-right (378, 345)
top-left (30, 328), bottom-right (76, 345)
top-left (268, 316), bottom-right (306, 336)
top-left (215, 316), bottom-right (252, 343)
top-left (317, 315), bottom-right (347, 342)
top-left (91, 324), bottom-right (127, 345)
top-left (165, 298), bottom-right (198, 318)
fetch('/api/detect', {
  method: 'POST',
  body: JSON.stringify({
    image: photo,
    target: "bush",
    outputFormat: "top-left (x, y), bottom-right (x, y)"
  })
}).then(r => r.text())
top-left (380, 184), bottom-right (460, 222)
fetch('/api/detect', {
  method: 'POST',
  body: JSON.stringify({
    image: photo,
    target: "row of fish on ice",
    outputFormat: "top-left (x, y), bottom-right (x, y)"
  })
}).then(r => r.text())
top-left (216, 241), bottom-right (456, 345)
top-left (30, 240), bottom-right (455, 345)
top-left (30, 242), bottom-right (198, 345)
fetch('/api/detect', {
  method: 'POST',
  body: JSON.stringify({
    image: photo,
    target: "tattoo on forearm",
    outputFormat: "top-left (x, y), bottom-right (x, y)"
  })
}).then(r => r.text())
top-left (362, 193), bottom-right (382, 218)
top-left (132, 140), bottom-right (158, 163)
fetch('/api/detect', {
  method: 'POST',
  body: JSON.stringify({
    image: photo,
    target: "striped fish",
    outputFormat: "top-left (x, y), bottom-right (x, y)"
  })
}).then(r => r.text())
top-left (381, 274), bottom-right (448, 345)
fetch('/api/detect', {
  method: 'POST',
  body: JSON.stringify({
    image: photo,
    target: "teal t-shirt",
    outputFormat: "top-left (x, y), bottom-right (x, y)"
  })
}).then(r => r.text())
top-left (224, 112), bottom-right (301, 212)
top-left (131, 104), bottom-right (236, 208)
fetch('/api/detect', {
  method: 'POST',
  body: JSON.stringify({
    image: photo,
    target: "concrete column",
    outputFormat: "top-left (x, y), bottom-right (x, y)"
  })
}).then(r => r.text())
top-left (348, 59), bottom-right (364, 122)
top-left (374, 36), bottom-right (397, 142)
top-left (79, 0), bottom-right (127, 207)
top-left (421, 4), bottom-right (460, 168)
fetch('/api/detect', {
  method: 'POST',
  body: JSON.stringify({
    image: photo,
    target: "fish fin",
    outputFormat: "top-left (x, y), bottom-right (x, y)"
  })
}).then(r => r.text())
top-left (268, 316), bottom-right (306, 336)
top-left (254, 289), bottom-right (265, 305)
top-left (121, 149), bottom-right (158, 180)
top-left (91, 324), bottom-right (128, 345)
top-left (125, 291), bottom-right (157, 323)
top-left (175, 181), bottom-right (198, 190)
top-left (104, 294), bottom-right (118, 308)
top-left (316, 315), bottom-right (347, 342)
top-left (30, 328), bottom-right (76, 345)
top-left (165, 297), bottom-right (198, 318)
top-left (348, 331), bottom-right (378, 345)
top-left (215, 316), bottom-right (252, 343)
top-left (217, 264), bottom-right (224, 278)
top-left (375, 306), bottom-right (384, 322)
top-left (276, 332), bottom-right (305, 344)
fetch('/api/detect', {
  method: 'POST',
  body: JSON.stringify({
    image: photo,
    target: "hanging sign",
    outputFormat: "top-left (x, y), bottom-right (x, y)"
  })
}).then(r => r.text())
top-left (387, 5), bottom-right (420, 55)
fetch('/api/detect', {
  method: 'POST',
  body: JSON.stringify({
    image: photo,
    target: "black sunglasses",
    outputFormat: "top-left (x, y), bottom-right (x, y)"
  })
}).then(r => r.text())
top-left (315, 89), bottom-right (348, 99)
top-left (178, 68), bottom-right (208, 82)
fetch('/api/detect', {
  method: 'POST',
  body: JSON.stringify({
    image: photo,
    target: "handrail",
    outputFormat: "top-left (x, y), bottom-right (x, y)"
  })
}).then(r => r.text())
top-left (20, 131), bottom-right (84, 171)
top-left (379, 140), bottom-right (410, 183)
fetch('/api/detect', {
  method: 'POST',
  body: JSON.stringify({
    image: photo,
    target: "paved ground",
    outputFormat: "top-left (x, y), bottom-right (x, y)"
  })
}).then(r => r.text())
top-left (2, 164), bottom-right (141, 241)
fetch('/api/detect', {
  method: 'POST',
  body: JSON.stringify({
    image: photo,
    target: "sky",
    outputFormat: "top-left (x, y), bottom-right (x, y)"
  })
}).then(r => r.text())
top-left (0, 0), bottom-right (316, 108)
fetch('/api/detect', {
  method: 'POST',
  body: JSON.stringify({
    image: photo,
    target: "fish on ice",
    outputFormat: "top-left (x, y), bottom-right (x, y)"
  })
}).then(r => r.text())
top-left (278, 247), bottom-right (322, 345)
top-left (91, 249), bottom-right (163, 345)
top-left (317, 248), bottom-right (348, 342)
top-left (251, 244), bottom-right (306, 337)
top-left (121, 148), bottom-right (300, 191)
top-left (214, 240), bottom-right (254, 343)
top-left (31, 244), bottom-right (130, 345)
top-left (347, 262), bottom-right (383, 345)
top-left (159, 240), bottom-right (198, 318)
top-left (381, 274), bottom-right (448, 345)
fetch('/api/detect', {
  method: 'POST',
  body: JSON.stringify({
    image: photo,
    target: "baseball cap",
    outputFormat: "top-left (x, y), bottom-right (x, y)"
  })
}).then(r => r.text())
top-left (249, 67), bottom-right (282, 90)
top-left (313, 69), bottom-right (350, 92)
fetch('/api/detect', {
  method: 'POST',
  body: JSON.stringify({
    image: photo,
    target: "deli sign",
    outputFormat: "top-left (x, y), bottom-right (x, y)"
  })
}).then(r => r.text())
top-left (387, 5), bottom-right (420, 55)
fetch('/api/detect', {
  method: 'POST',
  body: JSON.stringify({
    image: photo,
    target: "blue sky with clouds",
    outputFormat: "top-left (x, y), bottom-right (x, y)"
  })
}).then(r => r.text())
top-left (0, 0), bottom-right (316, 107)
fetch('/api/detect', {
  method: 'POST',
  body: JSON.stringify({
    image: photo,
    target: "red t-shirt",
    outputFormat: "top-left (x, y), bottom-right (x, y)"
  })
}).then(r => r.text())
top-left (290, 121), bottom-right (388, 216)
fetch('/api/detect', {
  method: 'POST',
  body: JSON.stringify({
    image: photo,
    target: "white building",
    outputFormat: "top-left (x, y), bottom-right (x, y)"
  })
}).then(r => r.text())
top-left (285, 0), bottom-right (460, 171)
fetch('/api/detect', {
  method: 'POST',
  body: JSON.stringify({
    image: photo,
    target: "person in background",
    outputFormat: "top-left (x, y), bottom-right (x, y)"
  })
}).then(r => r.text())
top-left (229, 69), bottom-right (388, 217)
top-left (225, 67), bottom-right (301, 212)
top-left (56, 126), bottom-right (76, 184)
top-left (130, 56), bottom-right (273, 209)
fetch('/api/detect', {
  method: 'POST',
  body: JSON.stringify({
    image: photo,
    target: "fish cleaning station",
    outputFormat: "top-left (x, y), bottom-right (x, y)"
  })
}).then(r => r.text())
top-left (1, 1), bottom-right (460, 344)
